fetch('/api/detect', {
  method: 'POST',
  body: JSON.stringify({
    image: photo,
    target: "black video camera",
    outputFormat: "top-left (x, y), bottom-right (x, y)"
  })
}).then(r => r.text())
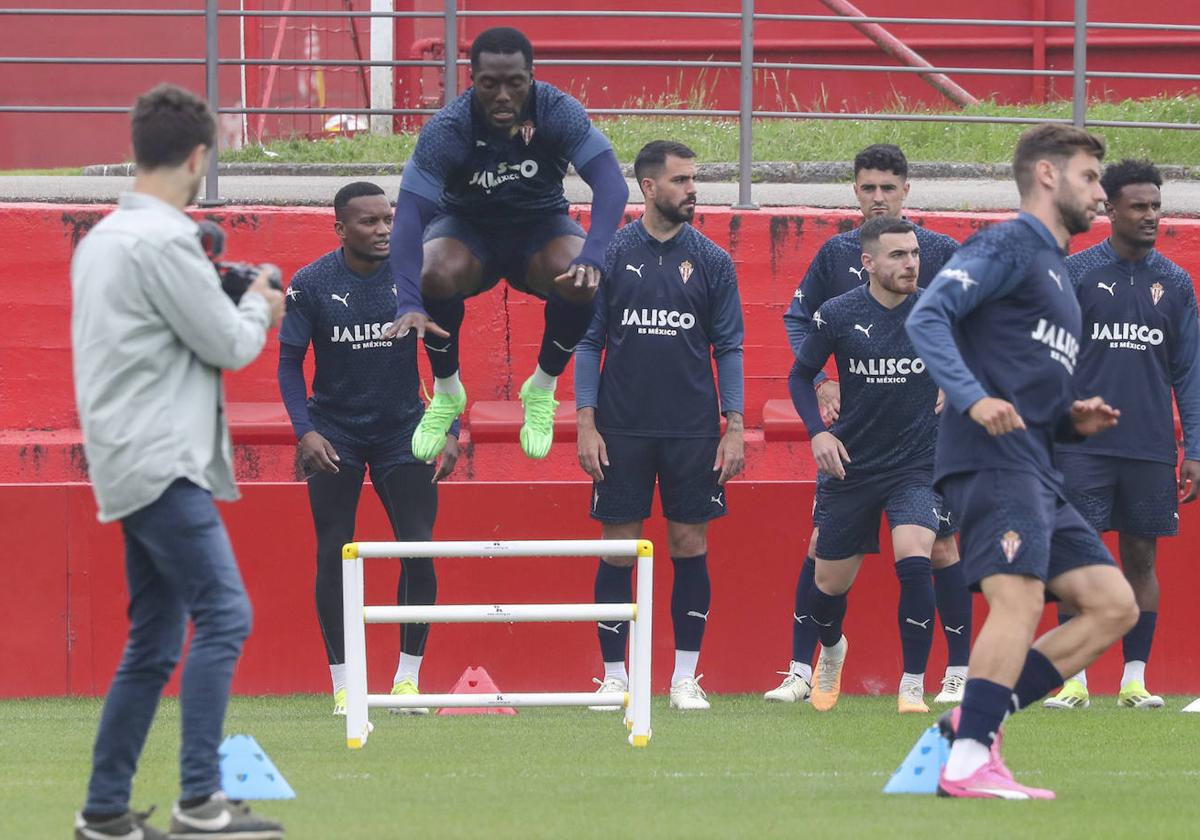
top-left (196, 220), bottom-right (283, 303)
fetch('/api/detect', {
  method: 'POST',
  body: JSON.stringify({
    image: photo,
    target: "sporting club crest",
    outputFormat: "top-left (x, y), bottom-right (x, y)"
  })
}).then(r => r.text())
top-left (1001, 530), bottom-right (1021, 563)
top-left (678, 259), bottom-right (694, 284)
top-left (1151, 282), bottom-right (1165, 306)
top-left (519, 120), bottom-right (536, 145)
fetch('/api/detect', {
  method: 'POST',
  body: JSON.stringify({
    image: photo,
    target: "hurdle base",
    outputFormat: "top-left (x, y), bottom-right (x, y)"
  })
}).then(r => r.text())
top-left (369, 691), bottom-right (627, 709)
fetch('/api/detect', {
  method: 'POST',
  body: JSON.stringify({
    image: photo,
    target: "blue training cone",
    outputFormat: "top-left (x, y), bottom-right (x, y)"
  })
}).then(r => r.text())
top-left (219, 735), bottom-right (296, 800)
top-left (882, 724), bottom-right (949, 794)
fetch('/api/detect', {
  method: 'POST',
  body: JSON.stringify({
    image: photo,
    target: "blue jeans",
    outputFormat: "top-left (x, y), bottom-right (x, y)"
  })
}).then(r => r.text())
top-left (84, 478), bottom-right (253, 812)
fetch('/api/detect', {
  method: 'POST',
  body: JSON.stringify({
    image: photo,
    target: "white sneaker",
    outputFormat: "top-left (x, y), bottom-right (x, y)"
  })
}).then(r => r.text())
top-left (764, 662), bottom-right (811, 703)
top-left (934, 671), bottom-right (966, 704)
top-left (588, 676), bottom-right (627, 711)
top-left (669, 675), bottom-right (711, 711)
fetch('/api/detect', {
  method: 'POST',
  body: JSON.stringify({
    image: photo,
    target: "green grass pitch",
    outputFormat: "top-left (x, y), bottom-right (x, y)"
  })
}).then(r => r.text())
top-left (7, 695), bottom-right (1199, 838)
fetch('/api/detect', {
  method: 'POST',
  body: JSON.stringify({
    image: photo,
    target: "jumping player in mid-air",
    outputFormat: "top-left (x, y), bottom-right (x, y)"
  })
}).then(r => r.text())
top-left (386, 26), bottom-right (628, 461)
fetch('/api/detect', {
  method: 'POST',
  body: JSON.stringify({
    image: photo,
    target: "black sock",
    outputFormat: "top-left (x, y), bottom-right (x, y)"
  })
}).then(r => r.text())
top-left (422, 294), bottom-right (466, 380)
top-left (594, 561), bottom-right (633, 663)
top-left (178, 793), bottom-right (215, 809)
top-left (1011, 648), bottom-right (1064, 712)
top-left (809, 584), bottom-right (848, 649)
top-left (670, 554), bottom-right (711, 652)
top-left (1122, 610), bottom-right (1157, 664)
top-left (895, 556), bottom-right (935, 675)
top-left (957, 678), bottom-right (1011, 748)
top-left (537, 291), bottom-right (594, 377)
top-left (792, 557), bottom-right (819, 663)
top-left (932, 562), bottom-right (973, 667)
top-left (82, 811), bottom-right (127, 823)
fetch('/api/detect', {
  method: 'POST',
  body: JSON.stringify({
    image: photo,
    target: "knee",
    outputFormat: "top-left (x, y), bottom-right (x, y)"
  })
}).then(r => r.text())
top-left (813, 568), bottom-right (851, 596)
top-left (1103, 588), bottom-right (1140, 637)
top-left (602, 555), bottom-right (636, 569)
top-left (420, 258), bottom-right (468, 300)
top-left (211, 591), bottom-right (253, 643)
top-left (1121, 554), bottom-right (1157, 584)
top-left (930, 538), bottom-right (959, 569)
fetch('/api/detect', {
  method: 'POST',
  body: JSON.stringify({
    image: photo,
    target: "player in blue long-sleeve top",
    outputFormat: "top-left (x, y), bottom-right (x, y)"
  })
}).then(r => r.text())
top-left (1044, 159), bottom-right (1200, 711)
top-left (575, 141), bottom-right (744, 713)
top-left (384, 27), bottom-right (628, 463)
top-left (906, 125), bottom-right (1138, 799)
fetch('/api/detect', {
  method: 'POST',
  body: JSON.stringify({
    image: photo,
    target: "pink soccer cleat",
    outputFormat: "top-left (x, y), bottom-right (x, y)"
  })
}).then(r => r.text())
top-left (937, 756), bottom-right (1056, 800)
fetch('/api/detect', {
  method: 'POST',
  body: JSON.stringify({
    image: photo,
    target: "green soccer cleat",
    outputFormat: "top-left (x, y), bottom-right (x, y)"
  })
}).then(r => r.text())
top-left (1118, 680), bottom-right (1165, 709)
top-left (518, 376), bottom-right (559, 459)
top-left (389, 677), bottom-right (430, 715)
top-left (411, 387), bottom-right (467, 462)
top-left (332, 687), bottom-right (347, 716)
top-left (1043, 678), bottom-right (1090, 709)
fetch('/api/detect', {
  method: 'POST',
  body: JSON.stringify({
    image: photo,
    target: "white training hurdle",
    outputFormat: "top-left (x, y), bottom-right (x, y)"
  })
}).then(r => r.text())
top-left (341, 539), bottom-right (654, 749)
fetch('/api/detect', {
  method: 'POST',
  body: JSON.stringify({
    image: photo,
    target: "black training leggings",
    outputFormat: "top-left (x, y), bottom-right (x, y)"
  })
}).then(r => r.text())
top-left (307, 463), bottom-right (438, 665)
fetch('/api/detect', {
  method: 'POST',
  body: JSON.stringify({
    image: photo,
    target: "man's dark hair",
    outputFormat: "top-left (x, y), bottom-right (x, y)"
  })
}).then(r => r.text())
top-left (859, 216), bottom-right (915, 252)
top-left (130, 84), bottom-right (216, 171)
top-left (333, 181), bottom-right (387, 221)
top-left (470, 27), bottom-right (534, 70)
top-left (634, 140), bottom-right (697, 182)
top-left (854, 143), bottom-right (908, 179)
top-left (1102, 158), bottom-right (1162, 203)
top-left (1012, 124), bottom-right (1106, 197)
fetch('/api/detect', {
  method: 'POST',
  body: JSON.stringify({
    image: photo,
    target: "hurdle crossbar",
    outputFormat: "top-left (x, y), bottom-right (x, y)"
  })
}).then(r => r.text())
top-left (341, 538), bottom-right (653, 750)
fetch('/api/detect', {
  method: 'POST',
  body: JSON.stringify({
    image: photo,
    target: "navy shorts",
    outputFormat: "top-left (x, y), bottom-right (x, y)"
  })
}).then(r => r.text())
top-left (940, 469), bottom-right (1116, 591)
top-left (302, 418), bottom-right (425, 481)
top-left (1058, 452), bottom-right (1179, 537)
top-left (590, 434), bottom-right (727, 524)
top-left (813, 466), bottom-right (943, 560)
top-left (424, 212), bottom-right (586, 299)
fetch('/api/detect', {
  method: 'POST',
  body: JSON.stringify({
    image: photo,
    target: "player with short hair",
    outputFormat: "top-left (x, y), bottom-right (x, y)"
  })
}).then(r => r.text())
top-left (576, 140), bottom-right (744, 712)
top-left (278, 181), bottom-right (458, 717)
top-left (784, 215), bottom-right (946, 714)
top-left (767, 143), bottom-right (971, 706)
top-left (385, 26), bottom-right (628, 462)
top-left (1043, 159), bottom-right (1200, 710)
top-left (906, 124), bottom-right (1138, 799)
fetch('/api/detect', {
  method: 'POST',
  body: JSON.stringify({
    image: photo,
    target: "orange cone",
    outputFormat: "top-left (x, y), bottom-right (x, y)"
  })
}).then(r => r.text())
top-left (436, 666), bottom-right (518, 716)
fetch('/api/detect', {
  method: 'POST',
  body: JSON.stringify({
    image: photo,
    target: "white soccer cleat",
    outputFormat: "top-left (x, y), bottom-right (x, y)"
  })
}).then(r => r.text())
top-left (934, 672), bottom-right (967, 704)
top-left (763, 662), bottom-right (812, 703)
top-left (588, 676), bottom-right (627, 712)
top-left (670, 675), bottom-right (711, 711)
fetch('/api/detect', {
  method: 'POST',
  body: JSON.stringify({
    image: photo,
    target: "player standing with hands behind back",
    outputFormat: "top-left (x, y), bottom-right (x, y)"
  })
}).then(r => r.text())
top-left (576, 141), bottom-right (745, 712)
top-left (71, 84), bottom-right (284, 839)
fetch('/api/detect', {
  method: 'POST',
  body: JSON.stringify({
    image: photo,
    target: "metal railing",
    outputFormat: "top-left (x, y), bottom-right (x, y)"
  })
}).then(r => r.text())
top-left (2, 1), bottom-right (1197, 206)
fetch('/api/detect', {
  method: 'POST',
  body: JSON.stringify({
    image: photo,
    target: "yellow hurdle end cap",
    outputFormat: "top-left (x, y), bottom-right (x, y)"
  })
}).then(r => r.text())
top-left (631, 735), bottom-right (650, 748)
top-left (342, 542), bottom-right (359, 560)
top-left (346, 737), bottom-right (363, 749)
top-left (635, 539), bottom-right (654, 557)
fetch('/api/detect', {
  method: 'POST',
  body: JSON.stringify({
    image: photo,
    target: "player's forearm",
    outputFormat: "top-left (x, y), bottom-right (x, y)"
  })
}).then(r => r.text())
top-left (1171, 313), bottom-right (1200, 460)
top-left (715, 348), bottom-right (745, 416)
top-left (576, 150), bottom-right (629, 269)
top-left (788, 359), bottom-right (827, 436)
top-left (277, 342), bottom-right (315, 439)
top-left (390, 189), bottom-right (437, 318)
top-left (574, 343), bottom-right (603, 409)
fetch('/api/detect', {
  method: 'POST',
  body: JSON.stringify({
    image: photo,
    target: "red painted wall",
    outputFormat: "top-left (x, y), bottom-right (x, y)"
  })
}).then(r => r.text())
top-left (3, 1), bottom-right (1198, 168)
top-left (4, 482), bottom-right (1199, 700)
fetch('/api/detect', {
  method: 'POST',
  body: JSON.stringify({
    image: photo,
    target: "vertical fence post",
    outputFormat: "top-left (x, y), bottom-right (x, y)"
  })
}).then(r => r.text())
top-left (443, 0), bottom-right (458, 104)
top-left (370, 0), bottom-right (394, 135)
top-left (200, 0), bottom-right (224, 206)
top-left (733, 0), bottom-right (757, 209)
top-left (1072, 0), bottom-right (1087, 128)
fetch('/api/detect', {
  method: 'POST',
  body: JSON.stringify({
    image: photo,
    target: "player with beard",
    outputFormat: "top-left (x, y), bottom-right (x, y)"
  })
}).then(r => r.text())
top-left (384, 27), bottom-right (628, 462)
top-left (907, 124), bottom-right (1138, 798)
top-left (1044, 159), bottom-right (1200, 710)
top-left (278, 182), bottom-right (459, 717)
top-left (576, 141), bottom-right (744, 712)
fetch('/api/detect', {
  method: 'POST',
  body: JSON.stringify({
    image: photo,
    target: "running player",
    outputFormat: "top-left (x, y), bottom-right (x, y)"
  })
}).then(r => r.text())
top-left (576, 141), bottom-right (744, 712)
top-left (1044, 159), bottom-right (1200, 710)
top-left (767, 143), bottom-right (971, 706)
top-left (279, 182), bottom-right (458, 716)
top-left (385, 27), bottom-right (628, 461)
top-left (907, 124), bottom-right (1138, 799)
top-left (784, 215), bottom-right (944, 714)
